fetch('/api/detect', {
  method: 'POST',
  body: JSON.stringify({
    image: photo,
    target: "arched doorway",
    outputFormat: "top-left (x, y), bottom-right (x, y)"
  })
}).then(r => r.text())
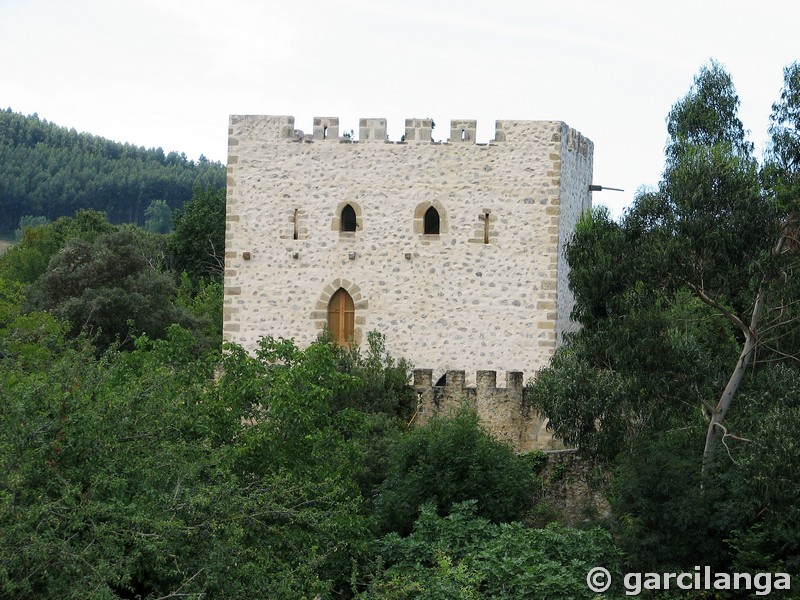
top-left (328, 288), bottom-right (355, 345)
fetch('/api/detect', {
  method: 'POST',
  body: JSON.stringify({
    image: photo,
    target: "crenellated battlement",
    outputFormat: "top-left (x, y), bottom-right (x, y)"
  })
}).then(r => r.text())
top-left (229, 115), bottom-right (593, 151)
top-left (412, 369), bottom-right (565, 453)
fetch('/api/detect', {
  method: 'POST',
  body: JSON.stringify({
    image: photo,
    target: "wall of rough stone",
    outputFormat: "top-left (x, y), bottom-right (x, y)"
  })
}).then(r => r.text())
top-left (223, 115), bottom-right (592, 386)
top-left (556, 127), bottom-right (594, 338)
top-left (412, 369), bottom-right (565, 452)
top-left (537, 449), bottom-right (611, 525)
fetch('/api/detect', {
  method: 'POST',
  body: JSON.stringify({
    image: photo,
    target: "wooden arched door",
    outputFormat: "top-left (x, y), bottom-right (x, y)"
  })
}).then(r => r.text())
top-left (328, 288), bottom-right (355, 345)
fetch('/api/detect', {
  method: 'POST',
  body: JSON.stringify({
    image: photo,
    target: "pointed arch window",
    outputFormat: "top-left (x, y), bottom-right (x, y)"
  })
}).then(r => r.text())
top-left (341, 204), bottom-right (357, 232)
top-left (423, 206), bottom-right (440, 235)
top-left (328, 288), bottom-right (355, 345)
top-left (414, 201), bottom-right (447, 241)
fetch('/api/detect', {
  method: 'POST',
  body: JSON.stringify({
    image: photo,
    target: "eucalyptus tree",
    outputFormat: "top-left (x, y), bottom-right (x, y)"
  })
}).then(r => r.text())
top-left (530, 61), bottom-right (799, 480)
top-left (653, 61), bottom-right (790, 478)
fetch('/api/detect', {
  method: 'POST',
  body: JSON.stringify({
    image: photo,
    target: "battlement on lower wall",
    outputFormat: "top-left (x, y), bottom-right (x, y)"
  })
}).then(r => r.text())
top-left (412, 369), bottom-right (566, 453)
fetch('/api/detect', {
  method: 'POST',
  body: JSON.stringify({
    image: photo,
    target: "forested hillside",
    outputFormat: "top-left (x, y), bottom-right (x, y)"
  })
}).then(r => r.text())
top-left (0, 109), bottom-right (225, 233)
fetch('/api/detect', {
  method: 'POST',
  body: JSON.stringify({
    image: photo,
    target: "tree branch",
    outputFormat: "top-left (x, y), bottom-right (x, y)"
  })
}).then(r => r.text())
top-left (686, 282), bottom-right (750, 334)
top-left (153, 568), bottom-right (205, 600)
top-left (713, 421), bottom-right (752, 465)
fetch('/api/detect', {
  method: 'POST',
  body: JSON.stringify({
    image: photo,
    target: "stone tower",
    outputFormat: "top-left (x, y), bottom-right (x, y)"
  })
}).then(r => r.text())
top-left (223, 115), bottom-right (593, 447)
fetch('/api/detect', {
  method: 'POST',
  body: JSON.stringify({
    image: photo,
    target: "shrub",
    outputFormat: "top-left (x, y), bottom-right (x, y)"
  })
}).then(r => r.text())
top-left (375, 407), bottom-right (539, 535)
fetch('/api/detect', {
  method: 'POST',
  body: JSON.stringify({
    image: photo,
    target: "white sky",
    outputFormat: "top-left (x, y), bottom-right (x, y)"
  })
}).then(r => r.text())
top-left (1, 0), bottom-right (797, 218)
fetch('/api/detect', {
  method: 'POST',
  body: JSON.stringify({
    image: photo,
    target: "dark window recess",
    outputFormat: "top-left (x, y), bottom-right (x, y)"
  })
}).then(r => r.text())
top-left (424, 207), bottom-right (440, 235)
top-left (341, 204), bottom-right (357, 232)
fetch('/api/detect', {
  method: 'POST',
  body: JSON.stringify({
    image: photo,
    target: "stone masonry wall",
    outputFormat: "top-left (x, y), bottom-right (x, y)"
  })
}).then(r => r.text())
top-left (412, 369), bottom-right (564, 452)
top-left (223, 115), bottom-right (592, 388)
top-left (556, 127), bottom-right (594, 339)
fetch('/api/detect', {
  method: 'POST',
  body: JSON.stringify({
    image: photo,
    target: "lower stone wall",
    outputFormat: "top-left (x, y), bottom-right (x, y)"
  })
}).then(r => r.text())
top-left (407, 375), bottom-right (610, 524)
top-left (412, 369), bottom-right (565, 453)
top-left (533, 449), bottom-right (611, 527)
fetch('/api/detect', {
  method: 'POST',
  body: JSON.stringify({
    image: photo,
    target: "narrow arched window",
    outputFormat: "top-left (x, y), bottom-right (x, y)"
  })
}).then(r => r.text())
top-left (328, 288), bottom-right (355, 345)
top-left (424, 206), bottom-right (440, 235)
top-left (341, 204), bottom-right (357, 232)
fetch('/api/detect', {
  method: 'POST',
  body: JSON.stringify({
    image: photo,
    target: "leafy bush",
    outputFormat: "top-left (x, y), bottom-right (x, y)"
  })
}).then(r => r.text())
top-left (375, 407), bottom-right (540, 535)
top-left (0, 329), bottom-right (369, 599)
top-left (360, 501), bottom-right (624, 599)
top-left (329, 329), bottom-right (415, 418)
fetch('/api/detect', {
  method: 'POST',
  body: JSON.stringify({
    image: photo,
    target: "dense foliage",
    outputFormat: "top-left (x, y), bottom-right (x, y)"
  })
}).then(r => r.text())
top-left (0, 327), bottom-right (371, 598)
top-left (529, 60), bottom-right (800, 584)
top-left (0, 205), bottom-right (618, 597)
top-left (360, 502), bottom-right (622, 599)
top-left (167, 186), bottom-right (226, 283)
top-left (0, 109), bottom-right (225, 233)
top-left (0, 205), bottom-right (223, 352)
top-left (375, 408), bottom-right (540, 535)
top-left (25, 228), bottom-right (190, 347)
top-left (0, 314), bottom-right (593, 598)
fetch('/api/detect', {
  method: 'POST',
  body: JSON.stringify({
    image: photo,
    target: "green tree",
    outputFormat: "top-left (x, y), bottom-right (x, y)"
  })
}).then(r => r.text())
top-left (25, 227), bottom-right (194, 349)
top-left (657, 62), bottom-right (797, 477)
top-left (763, 62), bottom-right (800, 210)
top-left (13, 215), bottom-right (49, 241)
top-left (531, 61), bottom-right (799, 477)
top-left (530, 268), bottom-right (737, 459)
top-left (168, 186), bottom-right (225, 283)
top-left (0, 209), bottom-right (115, 284)
top-left (528, 60), bottom-right (800, 582)
top-left (143, 198), bottom-right (172, 233)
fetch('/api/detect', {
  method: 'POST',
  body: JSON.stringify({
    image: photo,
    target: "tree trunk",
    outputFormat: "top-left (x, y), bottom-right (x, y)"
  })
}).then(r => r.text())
top-left (698, 234), bottom-right (785, 484)
top-left (701, 329), bottom-right (757, 481)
